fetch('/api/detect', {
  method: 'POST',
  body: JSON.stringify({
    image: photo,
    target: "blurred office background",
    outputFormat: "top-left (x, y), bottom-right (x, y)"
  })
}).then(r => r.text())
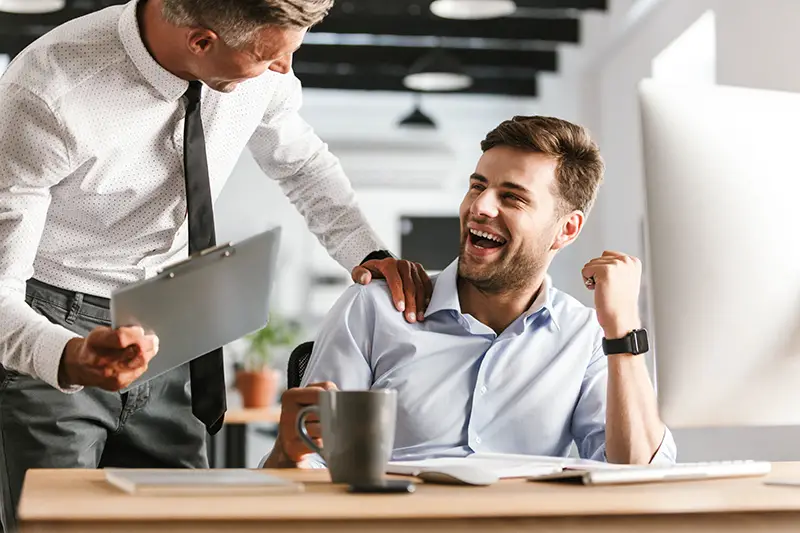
top-left (2, 0), bottom-right (800, 467)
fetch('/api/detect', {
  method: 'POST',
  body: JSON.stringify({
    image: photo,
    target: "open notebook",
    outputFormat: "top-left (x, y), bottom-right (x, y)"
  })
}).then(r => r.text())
top-left (387, 452), bottom-right (626, 479)
top-left (105, 469), bottom-right (304, 496)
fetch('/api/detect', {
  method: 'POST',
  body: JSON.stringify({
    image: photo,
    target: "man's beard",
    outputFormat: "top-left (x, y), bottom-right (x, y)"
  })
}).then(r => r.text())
top-left (458, 232), bottom-right (549, 294)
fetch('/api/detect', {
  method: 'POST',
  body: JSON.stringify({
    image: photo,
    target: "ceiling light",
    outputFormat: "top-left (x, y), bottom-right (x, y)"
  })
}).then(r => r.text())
top-left (398, 97), bottom-right (437, 129)
top-left (0, 0), bottom-right (65, 13)
top-left (430, 0), bottom-right (516, 20)
top-left (403, 50), bottom-right (473, 92)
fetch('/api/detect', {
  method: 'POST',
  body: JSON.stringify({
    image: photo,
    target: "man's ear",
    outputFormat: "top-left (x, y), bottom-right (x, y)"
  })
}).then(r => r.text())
top-left (186, 28), bottom-right (220, 56)
top-left (551, 210), bottom-right (585, 251)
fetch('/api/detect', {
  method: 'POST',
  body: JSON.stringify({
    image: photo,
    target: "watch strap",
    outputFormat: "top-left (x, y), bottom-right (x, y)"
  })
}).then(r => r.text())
top-left (602, 329), bottom-right (649, 355)
top-left (360, 250), bottom-right (396, 265)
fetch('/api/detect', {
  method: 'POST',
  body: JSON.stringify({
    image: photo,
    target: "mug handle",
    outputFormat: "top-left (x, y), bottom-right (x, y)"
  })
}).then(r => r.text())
top-left (296, 405), bottom-right (324, 455)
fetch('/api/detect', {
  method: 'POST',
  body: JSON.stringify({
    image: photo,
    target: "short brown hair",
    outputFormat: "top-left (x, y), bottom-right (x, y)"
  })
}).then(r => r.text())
top-left (481, 115), bottom-right (604, 214)
top-left (162, 0), bottom-right (333, 48)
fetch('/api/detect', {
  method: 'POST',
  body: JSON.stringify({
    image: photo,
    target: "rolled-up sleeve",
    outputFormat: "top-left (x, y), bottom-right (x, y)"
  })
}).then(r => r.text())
top-left (247, 73), bottom-right (385, 272)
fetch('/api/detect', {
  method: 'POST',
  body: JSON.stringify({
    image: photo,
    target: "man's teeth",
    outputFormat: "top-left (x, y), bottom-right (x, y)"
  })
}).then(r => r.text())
top-left (469, 229), bottom-right (506, 244)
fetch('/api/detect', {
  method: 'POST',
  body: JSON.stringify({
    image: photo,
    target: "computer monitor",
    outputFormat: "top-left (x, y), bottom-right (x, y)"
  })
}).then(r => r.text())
top-left (400, 216), bottom-right (461, 271)
top-left (639, 80), bottom-right (800, 428)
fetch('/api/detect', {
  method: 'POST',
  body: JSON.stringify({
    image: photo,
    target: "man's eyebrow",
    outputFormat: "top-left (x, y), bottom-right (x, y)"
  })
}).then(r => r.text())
top-left (470, 173), bottom-right (531, 195)
top-left (501, 181), bottom-right (531, 195)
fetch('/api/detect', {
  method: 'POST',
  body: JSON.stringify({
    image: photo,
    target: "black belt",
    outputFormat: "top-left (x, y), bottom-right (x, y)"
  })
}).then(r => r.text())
top-left (27, 278), bottom-right (111, 309)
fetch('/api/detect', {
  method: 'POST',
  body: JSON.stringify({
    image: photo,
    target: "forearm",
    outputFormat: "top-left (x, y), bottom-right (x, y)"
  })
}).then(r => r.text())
top-left (605, 353), bottom-right (665, 464)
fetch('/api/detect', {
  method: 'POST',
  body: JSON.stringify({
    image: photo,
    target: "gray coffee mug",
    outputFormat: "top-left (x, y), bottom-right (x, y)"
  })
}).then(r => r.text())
top-left (296, 389), bottom-right (397, 485)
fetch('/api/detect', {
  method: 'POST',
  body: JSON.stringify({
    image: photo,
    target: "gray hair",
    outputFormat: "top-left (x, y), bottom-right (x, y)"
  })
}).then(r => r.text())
top-left (161, 0), bottom-right (334, 48)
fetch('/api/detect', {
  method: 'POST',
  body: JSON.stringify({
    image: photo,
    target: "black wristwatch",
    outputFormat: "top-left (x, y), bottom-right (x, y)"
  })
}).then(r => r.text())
top-left (602, 329), bottom-right (649, 356)
top-left (360, 250), bottom-right (396, 265)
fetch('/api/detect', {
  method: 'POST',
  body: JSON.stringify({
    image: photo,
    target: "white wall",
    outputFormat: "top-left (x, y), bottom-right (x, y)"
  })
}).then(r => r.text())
top-left (572, 0), bottom-right (800, 461)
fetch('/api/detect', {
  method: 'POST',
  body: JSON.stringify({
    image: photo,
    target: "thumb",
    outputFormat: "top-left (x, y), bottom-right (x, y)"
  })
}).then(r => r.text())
top-left (351, 266), bottom-right (372, 285)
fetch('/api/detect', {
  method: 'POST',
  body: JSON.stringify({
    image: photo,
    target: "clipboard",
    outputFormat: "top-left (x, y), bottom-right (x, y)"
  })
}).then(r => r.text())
top-left (110, 226), bottom-right (282, 391)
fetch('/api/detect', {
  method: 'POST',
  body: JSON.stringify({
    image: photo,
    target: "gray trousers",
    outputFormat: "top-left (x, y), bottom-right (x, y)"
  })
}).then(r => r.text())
top-left (0, 279), bottom-right (208, 532)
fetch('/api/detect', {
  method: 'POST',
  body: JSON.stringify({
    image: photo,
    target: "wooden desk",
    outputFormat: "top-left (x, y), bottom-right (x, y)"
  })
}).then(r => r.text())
top-left (19, 464), bottom-right (800, 533)
top-left (208, 408), bottom-right (281, 469)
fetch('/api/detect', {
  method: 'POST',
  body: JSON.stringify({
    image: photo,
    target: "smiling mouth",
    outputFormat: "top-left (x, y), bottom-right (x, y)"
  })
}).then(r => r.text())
top-left (468, 228), bottom-right (507, 250)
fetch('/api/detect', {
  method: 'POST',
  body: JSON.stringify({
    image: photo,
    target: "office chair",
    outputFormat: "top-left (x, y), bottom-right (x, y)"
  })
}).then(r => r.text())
top-left (287, 341), bottom-right (314, 389)
top-left (253, 341), bottom-right (314, 444)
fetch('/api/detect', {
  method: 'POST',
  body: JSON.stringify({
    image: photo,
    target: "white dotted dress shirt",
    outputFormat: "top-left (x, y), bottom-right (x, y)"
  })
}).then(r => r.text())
top-left (0, 0), bottom-right (384, 391)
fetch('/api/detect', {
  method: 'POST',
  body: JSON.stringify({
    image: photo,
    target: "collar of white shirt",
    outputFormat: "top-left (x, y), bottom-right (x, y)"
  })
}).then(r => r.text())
top-left (118, 0), bottom-right (189, 102)
top-left (426, 258), bottom-right (561, 330)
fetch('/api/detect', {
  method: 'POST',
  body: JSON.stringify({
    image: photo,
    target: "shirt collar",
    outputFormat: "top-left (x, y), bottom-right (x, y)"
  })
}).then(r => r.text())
top-left (523, 274), bottom-right (560, 330)
top-left (425, 259), bottom-right (462, 317)
top-left (118, 0), bottom-right (189, 102)
top-left (426, 258), bottom-right (560, 330)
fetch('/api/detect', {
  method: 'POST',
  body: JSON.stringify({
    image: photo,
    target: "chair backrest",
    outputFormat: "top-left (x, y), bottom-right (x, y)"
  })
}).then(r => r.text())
top-left (287, 341), bottom-right (314, 389)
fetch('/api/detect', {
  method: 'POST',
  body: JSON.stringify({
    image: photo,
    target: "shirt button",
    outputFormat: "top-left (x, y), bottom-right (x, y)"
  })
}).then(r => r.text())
top-left (480, 386), bottom-right (487, 395)
top-left (475, 436), bottom-right (482, 444)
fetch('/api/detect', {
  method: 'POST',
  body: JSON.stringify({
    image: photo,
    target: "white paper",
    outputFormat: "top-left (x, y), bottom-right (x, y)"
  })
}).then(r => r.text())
top-left (386, 452), bottom-right (623, 479)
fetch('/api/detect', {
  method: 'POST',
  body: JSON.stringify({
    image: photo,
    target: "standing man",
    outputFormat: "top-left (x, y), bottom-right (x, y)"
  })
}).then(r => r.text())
top-left (0, 0), bottom-right (430, 529)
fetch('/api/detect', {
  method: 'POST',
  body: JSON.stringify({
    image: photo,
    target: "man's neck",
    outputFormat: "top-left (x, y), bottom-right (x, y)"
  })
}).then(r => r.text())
top-left (457, 273), bottom-right (547, 334)
top-left (138, 0), bottom-right (194, 81)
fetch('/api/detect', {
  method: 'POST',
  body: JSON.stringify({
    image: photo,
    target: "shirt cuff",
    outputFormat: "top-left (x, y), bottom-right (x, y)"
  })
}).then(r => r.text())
top-left (649, 426), bottom-right (678, 465)
top-left (301, 453), bottom-right (327, 469)
top-left (334, 228), bottom-right (386, 273)
top-left (33, 324), bottom-right (82, 393)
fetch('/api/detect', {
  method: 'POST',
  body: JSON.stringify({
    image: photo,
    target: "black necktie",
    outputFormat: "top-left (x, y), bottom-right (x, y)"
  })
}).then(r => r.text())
top-left (183, 81), bottom-right (226, 435)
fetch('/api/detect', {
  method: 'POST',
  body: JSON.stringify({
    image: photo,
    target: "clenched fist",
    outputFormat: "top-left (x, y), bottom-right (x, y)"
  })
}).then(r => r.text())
top-left (582, 251), bottom-right (643, 339)
top-left (59, 326), bottom-right (159, 390)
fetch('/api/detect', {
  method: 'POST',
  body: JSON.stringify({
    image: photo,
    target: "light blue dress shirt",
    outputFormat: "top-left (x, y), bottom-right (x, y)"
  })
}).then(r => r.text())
top-left (301, 259), bottom-right (677, 464)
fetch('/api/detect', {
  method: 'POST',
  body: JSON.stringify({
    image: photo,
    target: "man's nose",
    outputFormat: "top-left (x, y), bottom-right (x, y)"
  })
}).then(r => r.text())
top-left (269, 54), bottom-right (293, 75)
top-left (471, 190), bottom-right (499, 218)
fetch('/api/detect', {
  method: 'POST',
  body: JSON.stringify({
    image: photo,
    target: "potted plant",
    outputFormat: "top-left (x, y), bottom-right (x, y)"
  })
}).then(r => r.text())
top-left (235, 314), bottom-right (299, 409)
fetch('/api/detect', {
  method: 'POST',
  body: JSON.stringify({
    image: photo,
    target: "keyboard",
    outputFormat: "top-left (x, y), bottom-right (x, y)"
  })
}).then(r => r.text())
top-left (528, 460), bottom-right (772, 485)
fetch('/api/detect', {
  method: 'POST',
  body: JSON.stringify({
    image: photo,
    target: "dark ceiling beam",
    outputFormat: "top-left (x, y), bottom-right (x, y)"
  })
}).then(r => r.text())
top-left (328, 0), bottom-right (605, 15)
top-left (295, 44), bottom-right (557, 72)
top-left (0, 1), bottom-right (123, 31)
top-left (1, 1), bottom-right (585, 43)
top-left (515, 0), bottom-right (606, 8)
top-left (295, 72), bottom-right (538, 96)
top-left (314, 15), bottom-right (578, 42)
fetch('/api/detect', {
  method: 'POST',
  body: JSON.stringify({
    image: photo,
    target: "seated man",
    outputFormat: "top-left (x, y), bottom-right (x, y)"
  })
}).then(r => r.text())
top-left (266, 115), bottom-right (676, 468)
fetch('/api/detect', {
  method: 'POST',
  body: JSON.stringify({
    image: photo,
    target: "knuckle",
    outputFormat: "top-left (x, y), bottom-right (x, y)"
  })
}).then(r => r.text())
top-left (280, 389), bottom-right (296, 402)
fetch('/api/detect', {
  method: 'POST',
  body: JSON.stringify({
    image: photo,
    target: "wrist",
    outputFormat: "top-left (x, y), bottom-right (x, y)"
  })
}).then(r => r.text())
top-left (59, 338), bottom-right (83, 388)
top-left (264, 439), bottom-right (299, 469)
top-left (603, 319), bottom-right (641, 340)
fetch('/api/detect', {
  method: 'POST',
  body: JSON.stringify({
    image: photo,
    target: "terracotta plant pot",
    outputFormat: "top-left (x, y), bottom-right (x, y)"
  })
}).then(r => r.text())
top-left (236, 369), bottom-right (279, 409)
